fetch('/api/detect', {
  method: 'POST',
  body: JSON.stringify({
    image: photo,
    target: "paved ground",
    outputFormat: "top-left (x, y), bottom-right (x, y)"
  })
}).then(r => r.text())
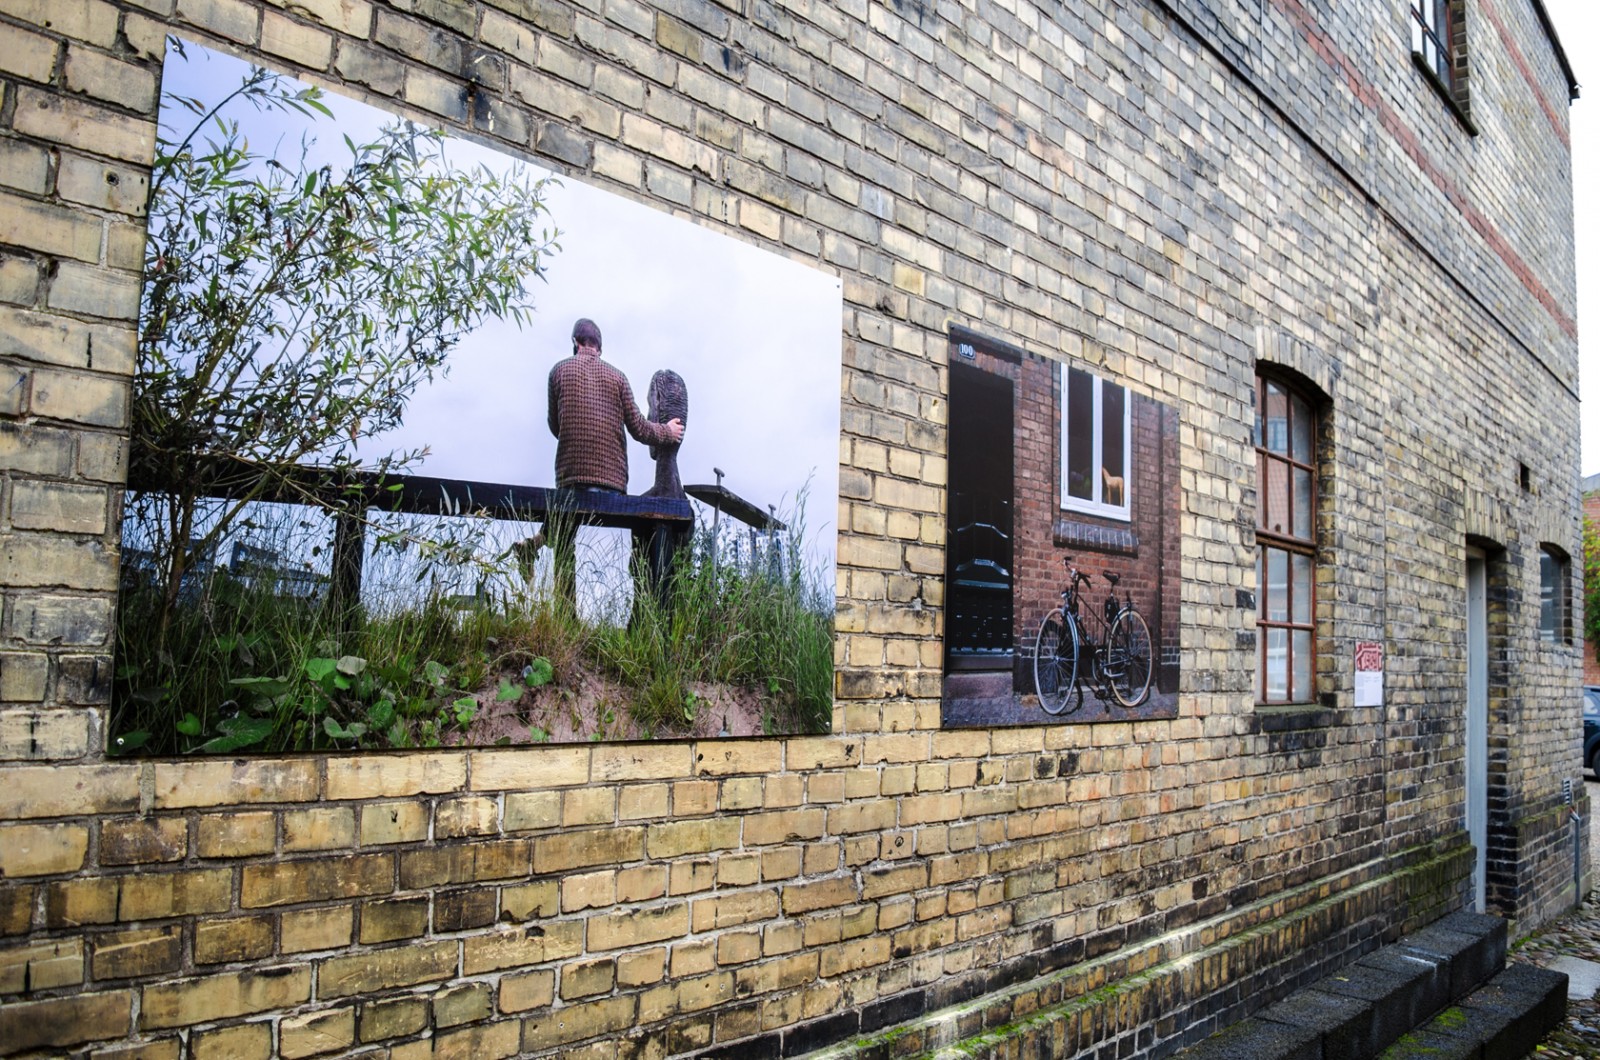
top-left (1506, 778), bottom-right (1600, 1057)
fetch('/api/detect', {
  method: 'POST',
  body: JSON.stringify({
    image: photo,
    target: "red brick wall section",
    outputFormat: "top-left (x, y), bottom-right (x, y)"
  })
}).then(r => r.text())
top-left (1010, 355), bottom-right (1057, 663)
top-left (1010, 373), bottom-right (1179, 695)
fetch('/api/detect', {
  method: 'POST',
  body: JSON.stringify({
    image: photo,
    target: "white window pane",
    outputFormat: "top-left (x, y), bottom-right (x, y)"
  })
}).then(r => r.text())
top-left (1291, 393), bottom-right (1313, 463)
top-left (1264, 627), bottom-right (1288, 700)
top-left (1292, 630), bottom-right (1312, 701)
top-left (1293, 467), bottom-right (1313, 539)
top-left (1265, 381), bottom-right (1288, 454)
top-left (1265, 458), bottom-right (1288, 534)
top-left (1540, 550), bottom-right (1562, 642)
top-left (1292, 552), bottom-right (1312, 624)
top-left (1266, 548), bottom-right (1288, 623)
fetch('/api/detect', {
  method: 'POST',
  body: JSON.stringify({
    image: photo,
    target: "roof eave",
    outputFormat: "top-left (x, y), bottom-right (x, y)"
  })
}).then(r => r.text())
top-left (1527, 0), bottom-right (1582, 101)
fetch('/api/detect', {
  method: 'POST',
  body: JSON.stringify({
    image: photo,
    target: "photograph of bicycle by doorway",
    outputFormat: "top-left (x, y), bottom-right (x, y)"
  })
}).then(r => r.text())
top-left (941, 328), bottom-right (1181, 727)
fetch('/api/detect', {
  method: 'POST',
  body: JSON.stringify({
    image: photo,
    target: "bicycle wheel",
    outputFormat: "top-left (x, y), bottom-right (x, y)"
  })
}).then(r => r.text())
top-left (1033, 609), bottom-right (1083, 715)
top-left (1106, 608), bottom-right (1153, 708)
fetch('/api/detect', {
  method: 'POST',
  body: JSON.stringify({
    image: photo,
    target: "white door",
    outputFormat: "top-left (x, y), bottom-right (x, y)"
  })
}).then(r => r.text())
top-left (1466, 548), bottom-right (1488, 913)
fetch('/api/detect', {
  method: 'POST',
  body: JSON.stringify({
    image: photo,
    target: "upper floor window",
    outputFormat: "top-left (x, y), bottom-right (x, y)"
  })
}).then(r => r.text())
top-left (1256, 374), bottom-right (1317, 703)
top-left (1412, 1), bottom-right (1457, 90)
top-left (1411, 1), bottom-right (1474, 128)
top-left (1061, 366), bottom-right (1130, 520)
top-left (1539, 546), bottom-right (1570, 644)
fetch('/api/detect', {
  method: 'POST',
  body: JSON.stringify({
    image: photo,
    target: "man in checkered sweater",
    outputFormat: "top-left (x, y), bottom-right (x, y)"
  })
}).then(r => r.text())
top-left (545, 318), bottom-right (684, 607)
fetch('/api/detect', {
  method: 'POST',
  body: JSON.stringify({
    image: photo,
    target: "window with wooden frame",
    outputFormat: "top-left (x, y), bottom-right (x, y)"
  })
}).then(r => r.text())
top-left (1255, 374), bottom-right (1317, 703)
top-left (1410, 0), bottom-right (1474, 130)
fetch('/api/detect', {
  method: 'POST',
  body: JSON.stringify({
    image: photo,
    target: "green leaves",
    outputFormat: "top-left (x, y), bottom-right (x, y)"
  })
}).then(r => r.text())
top-left (323, 717), bottom-right (367, 742)
top-left (367, 699), bottom-right (397, 731)
top-left (496, 657), bottom-right (553, 704)
top-left (194, 715), bottom-right (274, 754)
top-left (1584, 514), bottom-right (1600, 662)
top-left (229, 675), bottom-right (292, 697)
top-left (523, 658), bottom-right (554, 688)
top-left (303, 657), bottom-right (337, 682)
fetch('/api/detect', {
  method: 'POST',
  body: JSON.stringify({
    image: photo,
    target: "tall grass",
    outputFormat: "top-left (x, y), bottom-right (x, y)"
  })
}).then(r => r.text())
top-left (592, 521), bottom-right (834, 735)
top-left (111, 495), bottom-right (834, 754)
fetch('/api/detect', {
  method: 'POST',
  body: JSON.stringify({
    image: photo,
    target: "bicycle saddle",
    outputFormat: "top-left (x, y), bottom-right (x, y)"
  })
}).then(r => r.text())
top-left (1105, 572), bottom-right (1121, 587)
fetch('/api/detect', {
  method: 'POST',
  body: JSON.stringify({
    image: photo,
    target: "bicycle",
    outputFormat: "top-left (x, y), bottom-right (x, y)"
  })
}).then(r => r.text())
top-left (1033, 556), bottom-right (1153, 714)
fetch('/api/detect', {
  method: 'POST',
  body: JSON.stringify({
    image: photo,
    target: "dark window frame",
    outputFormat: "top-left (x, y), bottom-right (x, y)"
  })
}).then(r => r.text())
top-left (1538, 545), bottom-right (1571, 645)
top-left (1255, 373), bottom-right (1318, 705)
top-left (1410, 0), bottom-right (1477, 133)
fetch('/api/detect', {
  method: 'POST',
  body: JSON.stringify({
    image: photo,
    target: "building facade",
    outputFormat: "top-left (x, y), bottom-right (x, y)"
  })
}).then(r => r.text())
top-left (0, 0), bottom-right (1585, 1058)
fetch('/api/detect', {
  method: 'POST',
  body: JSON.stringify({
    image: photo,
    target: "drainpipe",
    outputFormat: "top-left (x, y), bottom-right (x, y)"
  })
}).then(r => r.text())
top-left (1565, 777), bottom-right (1583, 907)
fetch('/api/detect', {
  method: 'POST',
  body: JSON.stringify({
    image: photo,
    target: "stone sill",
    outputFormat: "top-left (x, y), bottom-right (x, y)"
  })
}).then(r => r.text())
top-left (1412, 51), bottom-right (1479, 136)
top-left (1254, 703), bottom-right (1335, 731)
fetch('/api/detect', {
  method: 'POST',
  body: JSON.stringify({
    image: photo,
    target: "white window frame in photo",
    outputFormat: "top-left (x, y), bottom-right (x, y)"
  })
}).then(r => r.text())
top-left (1059, 365), bottom-right (1132, 522)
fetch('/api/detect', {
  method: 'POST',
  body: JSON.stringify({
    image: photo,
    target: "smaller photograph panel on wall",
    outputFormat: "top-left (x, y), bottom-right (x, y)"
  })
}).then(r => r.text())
top-left (112, 39), bottom-right (841, 756)
top-left (941, 330), bottom-right (1180, 728)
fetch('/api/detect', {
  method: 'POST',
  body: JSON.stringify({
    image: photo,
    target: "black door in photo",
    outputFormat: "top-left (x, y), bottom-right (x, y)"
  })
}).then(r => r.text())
top-left (945, 361), bottom-right (1015, 670)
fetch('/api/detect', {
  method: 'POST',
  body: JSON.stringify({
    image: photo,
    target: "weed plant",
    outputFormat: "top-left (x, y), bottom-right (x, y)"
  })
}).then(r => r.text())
top-left (111, 496), bottom-right (833, 754)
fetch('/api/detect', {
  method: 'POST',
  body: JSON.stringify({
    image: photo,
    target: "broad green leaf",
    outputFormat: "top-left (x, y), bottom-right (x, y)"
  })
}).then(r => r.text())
top-left (367, 699), bottom-right (396, 730)
top-left (110, 730), bottom-right (150, 755)
top-left (304, 657), bottom-right (337, 682)
top-left (229, 675), bottom-right (292, 697)
top-left (194, 716), bottom-right (273, 754)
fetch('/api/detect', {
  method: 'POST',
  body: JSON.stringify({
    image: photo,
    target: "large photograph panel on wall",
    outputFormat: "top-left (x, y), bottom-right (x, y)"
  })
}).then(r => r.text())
top-left (113, 40), bottom-right (841, 755)
top-left (941, 329), bottom-right (1179, 727)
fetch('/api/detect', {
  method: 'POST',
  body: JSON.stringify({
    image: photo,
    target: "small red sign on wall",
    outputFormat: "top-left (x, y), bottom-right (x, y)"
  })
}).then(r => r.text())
top-left (1354, 641), bottom-right (1383, 707)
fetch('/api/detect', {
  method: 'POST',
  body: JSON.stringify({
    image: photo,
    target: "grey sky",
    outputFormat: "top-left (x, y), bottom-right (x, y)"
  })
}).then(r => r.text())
top-left (1542, 0), bottom-right (1596, 476)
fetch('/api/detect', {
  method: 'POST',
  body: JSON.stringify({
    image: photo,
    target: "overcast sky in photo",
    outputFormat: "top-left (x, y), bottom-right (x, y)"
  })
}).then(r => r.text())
top-left (159, 41), bottom-right (843, 585)
top-left (1542, 0), bottom-right (1597, 476)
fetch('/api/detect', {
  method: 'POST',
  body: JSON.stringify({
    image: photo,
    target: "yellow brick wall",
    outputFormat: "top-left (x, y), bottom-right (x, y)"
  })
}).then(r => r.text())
top-left (0, 0), bottom-right (1584, 1057)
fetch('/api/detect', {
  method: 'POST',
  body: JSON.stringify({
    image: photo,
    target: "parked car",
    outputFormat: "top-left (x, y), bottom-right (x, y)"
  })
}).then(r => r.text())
top-left (1585, 686), bottom-right (1600, 778)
